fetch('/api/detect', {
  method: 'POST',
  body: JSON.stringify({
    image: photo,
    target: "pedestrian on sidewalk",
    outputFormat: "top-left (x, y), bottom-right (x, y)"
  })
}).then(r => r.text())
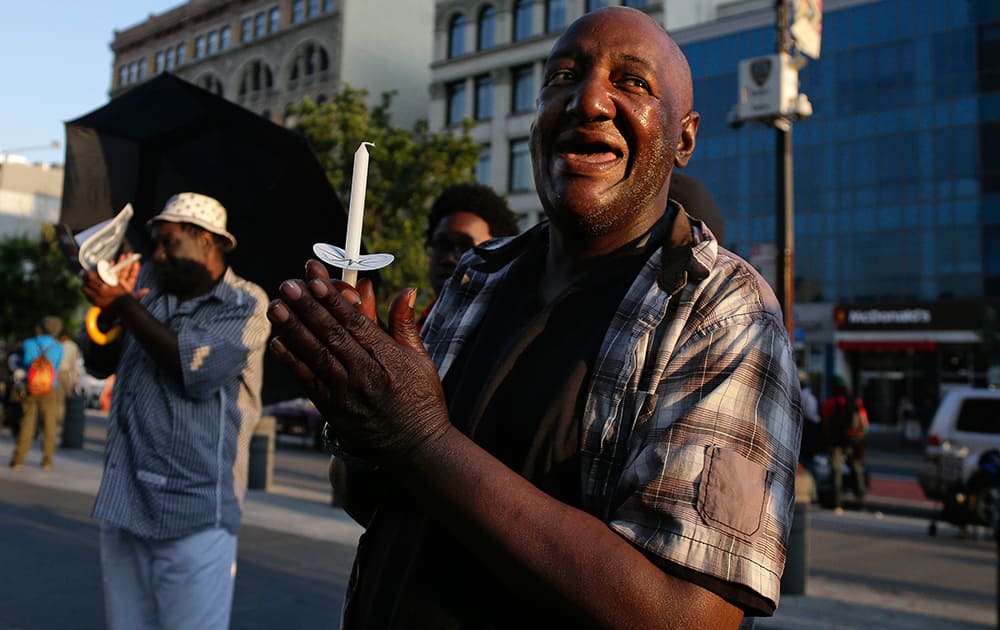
top-left (822, 375), bottom-right (869, 510)
top-left (269, 7), bottom-right (801, 628)
top-left (80, 193), bottom-right (270, 630)
top-left (798, 369), bottom-right (823, 461)
top-left (9, 316), bottom-right (64, 471)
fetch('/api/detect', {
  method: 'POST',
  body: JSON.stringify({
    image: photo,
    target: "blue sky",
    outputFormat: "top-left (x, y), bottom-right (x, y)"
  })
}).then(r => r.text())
top-left (1, 1), bottom-right (181, 164)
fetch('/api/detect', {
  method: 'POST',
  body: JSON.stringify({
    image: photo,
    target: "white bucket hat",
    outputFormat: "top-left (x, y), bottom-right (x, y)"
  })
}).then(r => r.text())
top-left (147, 192), bottom-right (237, 249)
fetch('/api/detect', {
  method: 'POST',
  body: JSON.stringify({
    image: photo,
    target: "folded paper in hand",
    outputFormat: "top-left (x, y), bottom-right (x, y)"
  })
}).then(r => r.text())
top-left (76, 204), bottom-right (133, 271)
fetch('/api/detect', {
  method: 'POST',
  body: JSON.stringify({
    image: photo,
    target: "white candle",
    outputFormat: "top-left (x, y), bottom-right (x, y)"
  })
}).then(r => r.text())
top-left (342, 141), bottom-right (375, 286)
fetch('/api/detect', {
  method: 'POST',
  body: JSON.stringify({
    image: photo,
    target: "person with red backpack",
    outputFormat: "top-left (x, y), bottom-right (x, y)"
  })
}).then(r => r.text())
top-left (10, 316), bottom-right (64, 471)
top-left (821, 375), bottom-right (869, 511)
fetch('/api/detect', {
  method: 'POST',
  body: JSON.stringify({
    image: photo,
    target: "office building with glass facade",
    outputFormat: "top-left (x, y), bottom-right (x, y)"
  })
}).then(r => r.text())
top-left (680, 0), bottom-right (1000, 424)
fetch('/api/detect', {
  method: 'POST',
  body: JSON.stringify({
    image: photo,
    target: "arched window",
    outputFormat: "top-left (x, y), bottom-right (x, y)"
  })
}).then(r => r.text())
top-left (237, 60), bottom-right (274, 101)
top-left (196, 74), bottom-right (224, 96)
top-left (288, 42), bottom-right (330, 87)
top-left (513, 0), bottom-right (532, 41)
top-left (448, 13), bottom-right (467, 58)
top-left (477, 5), bottom-right (496, 50)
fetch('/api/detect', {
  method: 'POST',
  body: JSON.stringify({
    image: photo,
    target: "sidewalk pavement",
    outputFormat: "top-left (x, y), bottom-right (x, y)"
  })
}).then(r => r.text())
top-left (0, 429), bottom-right (991, 629)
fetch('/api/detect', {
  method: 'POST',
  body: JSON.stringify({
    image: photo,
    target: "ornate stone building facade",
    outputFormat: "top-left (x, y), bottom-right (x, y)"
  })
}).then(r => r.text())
top-left (110, 0), bottom-right (435, 128)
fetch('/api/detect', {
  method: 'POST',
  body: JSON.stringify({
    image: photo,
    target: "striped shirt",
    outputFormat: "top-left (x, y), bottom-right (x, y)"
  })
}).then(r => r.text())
top-left (422, 206), bottom-right (802, 609)
top-left (91, 265), bottom-right (271, 539)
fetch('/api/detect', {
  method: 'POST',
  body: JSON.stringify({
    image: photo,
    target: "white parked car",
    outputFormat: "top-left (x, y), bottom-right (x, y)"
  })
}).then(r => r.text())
top-left (919, 388), bottom-right (1000, 500)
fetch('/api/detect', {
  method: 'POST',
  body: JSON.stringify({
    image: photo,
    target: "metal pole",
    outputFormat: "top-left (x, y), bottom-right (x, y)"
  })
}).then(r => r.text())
top-left (777, 125), bottom-right (795, 337)
top-left (775, 0), bottom-right (806, 598)
top-left (775, 0), bottom-right (795, 338)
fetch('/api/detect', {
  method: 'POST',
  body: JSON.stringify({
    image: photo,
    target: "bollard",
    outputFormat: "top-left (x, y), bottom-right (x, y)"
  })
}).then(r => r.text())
top-left (248, 415), bottom-right (276, 491)
top-left (60, 395), bottom-right (87, 449)
top-left (781, 500), bottom-right (809, 595)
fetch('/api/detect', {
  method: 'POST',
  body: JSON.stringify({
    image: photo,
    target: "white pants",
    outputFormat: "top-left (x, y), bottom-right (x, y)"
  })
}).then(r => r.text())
top-left (99, 523), bottom-right (238, 630)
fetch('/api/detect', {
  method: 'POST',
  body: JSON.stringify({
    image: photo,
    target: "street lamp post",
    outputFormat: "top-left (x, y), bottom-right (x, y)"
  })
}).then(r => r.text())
top-left (728, 0), bottom-right (820, 597)
top-left (727, 0), bottom-right (815, 340)
top-left (775, 0), bottom-right (796, 339)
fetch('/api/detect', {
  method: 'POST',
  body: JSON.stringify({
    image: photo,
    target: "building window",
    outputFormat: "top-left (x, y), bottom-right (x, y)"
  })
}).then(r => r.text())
top-left (509, 138), bottom-right (532, 192)
top-left (155, 51), bottom-right (165, 74)
top-left (175, 43), bottom-right (185, 65)
top-left (448, 13), bottom-right (467, 58)
top-left (256, 12), bottom-right (267, 37)
top-left (513, 0), bottom-right (532, 41)
top-left (292, 0), bottom-right (305, 23)
top-left (165, 47), bottom-right (176, 70)
top-left (308, 0), bottom-right (319, 18)
top-left (623, 0), bottom-right (646, 7)
top-left (238, 60), bottom-right (274, 101)
top-left (546, 0), bottom-right (566, 32)
top-left (207, 31), bottom-right (218, 55)
top-left (197, 74), bottom-right (224, 96)
top-left (195, 35), bottom-right (205, 58)
top-left (586, 0), bottom-right (610, 11)
top-left (220, 25), bottom-right (231, 50)
top-left (241, 17), bottom-right (253, 42)
top-left (138, 59), bottom-right (147, 80)
top-left (476, 145), bottom-right (491, 184)
top-left (475, 75), bottom-right (493, 121)
top-left (511, 64), bottom-right (534, 113)
top-left (446, 79), bottom-right (466, 126)
top-left (288, 43), bottom-right (330, 85)
top-left (118, 66), bottom-right (128, 86)
top-left (269, 8), bottom-right (280, 32)
top-left (323, 0), bottom-right (335, 12)
top-left (474, 74), bottom-right (493, 120)
top-left (478, 5), bottom-right (496, 50)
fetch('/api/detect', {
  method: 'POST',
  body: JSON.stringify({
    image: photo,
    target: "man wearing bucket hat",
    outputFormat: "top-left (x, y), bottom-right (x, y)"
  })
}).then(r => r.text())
top-left (80, 192), bottom-right (270, 630)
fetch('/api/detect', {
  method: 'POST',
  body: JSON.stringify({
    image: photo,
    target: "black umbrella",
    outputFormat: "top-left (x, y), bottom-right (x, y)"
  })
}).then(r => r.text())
top-left (60, 72), bottom-right (355, 403)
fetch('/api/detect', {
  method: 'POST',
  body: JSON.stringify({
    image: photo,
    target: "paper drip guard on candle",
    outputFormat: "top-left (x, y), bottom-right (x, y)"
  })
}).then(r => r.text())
top-left (313, 142), bottom-right (394, 285)
top-left (96, 253), bottom-right (143, 286)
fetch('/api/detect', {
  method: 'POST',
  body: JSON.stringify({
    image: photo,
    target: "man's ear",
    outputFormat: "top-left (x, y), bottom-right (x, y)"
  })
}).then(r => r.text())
top-left (674, 112), bottom-right (700, 169)
top-left (199, 229), bottom-right (217, 254)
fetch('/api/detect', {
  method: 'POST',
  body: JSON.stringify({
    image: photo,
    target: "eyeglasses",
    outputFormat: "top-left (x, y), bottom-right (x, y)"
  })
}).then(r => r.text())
top-left (426, 234), bottom-right (476, 258)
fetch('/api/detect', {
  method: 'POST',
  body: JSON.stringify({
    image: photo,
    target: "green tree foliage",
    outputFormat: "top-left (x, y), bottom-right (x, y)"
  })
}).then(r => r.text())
top-left (290, 86), bottom-right (483, 310)
top-left (0, 225), bottom-right (85, 345)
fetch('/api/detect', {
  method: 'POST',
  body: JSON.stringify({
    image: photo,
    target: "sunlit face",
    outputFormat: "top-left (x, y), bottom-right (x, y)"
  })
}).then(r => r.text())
top-left (427, 211), bottom-right (494, 295)
top-left (530, 8), bottom-right (698, 242)
top-left (151, 222), bottom-right (213, 297)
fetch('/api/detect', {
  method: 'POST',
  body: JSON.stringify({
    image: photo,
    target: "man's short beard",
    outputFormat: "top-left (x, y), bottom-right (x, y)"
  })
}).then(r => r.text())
top-left (158, 258), bottom-right (213, 297)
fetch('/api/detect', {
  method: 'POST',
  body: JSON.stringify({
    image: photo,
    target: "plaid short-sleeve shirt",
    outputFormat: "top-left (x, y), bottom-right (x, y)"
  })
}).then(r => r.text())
top-left (91, 265), bottom-right (271, 540)
top-left (422, 207), bottom-right (802, 610)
